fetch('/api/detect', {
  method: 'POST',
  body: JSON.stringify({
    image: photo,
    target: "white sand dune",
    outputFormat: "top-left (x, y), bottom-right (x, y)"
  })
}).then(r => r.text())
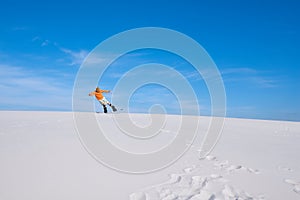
top-left (0, 111), bottom-right (299, 200)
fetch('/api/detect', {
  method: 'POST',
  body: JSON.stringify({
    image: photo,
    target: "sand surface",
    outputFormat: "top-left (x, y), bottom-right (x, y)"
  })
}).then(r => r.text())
top-left (0, 111), bottom-right (299, 199)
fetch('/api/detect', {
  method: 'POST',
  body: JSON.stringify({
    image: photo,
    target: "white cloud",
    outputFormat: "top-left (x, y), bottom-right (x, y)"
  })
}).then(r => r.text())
top-left (221, 67), bottom-right (278, 88)
top-left (0, 64), bottom-right (25, 77)
top-left (30, 38), bottom-right (88, 65)
top-left (31, 36), bottom-right (51, 47)
top-left (221, 67), bottom-right (258, 75)
top-left (31, 36), bottom-right (41, 42)
top-left (0, 64), bottom-right (72, 110)
top-left (59, 47), bottom-right (89, 66)
top-left (250, 76), bottom-right (277, 88)
top-left (41, 40), bottom-right (50, 47)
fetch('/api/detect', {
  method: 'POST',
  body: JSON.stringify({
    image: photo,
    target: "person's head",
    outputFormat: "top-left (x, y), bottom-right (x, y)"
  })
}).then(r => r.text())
top-left (95, 87), bottom-right (100, 92)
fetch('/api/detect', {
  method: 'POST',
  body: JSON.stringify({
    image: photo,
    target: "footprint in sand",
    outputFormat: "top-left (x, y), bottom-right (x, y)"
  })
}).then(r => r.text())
top-left (284, 179), bottom-right (299, 185)
top-left (210, 174), bottom-right (223, 179)
top-left (213, 158), bottom-right (260, 175)
top-left (222, 184), bottom-right (236, 198)
top-left (159, 189), bottom-right (177, 200)
top-left (278, 166), bottom-right (294, 172)
top-left (284, 179), bottom-right (300, 195)
top-left (214, 160), bottom-right (229, 170)
top-left (165, 174), bottom-right (182, 184)
top-left (225, 164), bottom-right (261, 175)
top-left (294, 185), bottom-right (300, 194)
top-left (131, 156), bottom-right (264, 200)
top-left (190, 190), bottom-right (215, 200)
top-left (246, 167), bottom-right (260, 174)
top-left (226, 165), bottom-right (242, 172)
top-left (183, 165), bottom-right (196, 173)
top-left (204, 155), bottom-right (217, 161)
top-left (222, 184), bottom-right (264, 200)
top-left (191, 176), bottom-right (208, 188)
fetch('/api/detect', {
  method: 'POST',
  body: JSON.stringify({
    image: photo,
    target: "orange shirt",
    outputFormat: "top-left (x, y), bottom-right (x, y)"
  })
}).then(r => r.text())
top-left (94, 90), bottom-right (108, 100)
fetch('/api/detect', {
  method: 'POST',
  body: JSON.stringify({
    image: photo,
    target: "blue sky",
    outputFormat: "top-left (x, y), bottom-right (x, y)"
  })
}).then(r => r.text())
top-left (0, 0), bottom-right (299, 121)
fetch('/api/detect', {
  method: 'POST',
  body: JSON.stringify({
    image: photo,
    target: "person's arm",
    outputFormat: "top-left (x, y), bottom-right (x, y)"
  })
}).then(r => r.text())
top-left (100, 90), bottom-right (111, 93)
top-left (88, 91), bottom-right (96, 96)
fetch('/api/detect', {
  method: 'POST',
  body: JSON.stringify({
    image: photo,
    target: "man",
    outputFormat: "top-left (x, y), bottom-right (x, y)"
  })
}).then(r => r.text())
top-left (89, 87), bottom-right (117, 113)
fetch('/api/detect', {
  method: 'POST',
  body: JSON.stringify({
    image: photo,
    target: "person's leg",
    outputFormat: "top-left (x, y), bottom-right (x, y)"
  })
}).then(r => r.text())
top-left (102, 97), bottom-right (117, 112)
top-left (110, 104), bottom-right (117, 112)
top-left (106, 102), bottom-right (117, 112)
top-left (99, 99), bottom-right (108, 113)
top-left (103, 104), bottom-right (108, 113)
